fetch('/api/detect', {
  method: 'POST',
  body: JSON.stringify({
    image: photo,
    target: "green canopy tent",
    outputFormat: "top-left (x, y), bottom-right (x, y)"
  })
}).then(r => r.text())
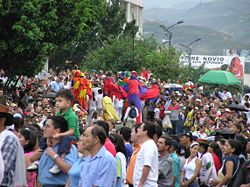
top-left (198, 70), bottom-right (240, 85)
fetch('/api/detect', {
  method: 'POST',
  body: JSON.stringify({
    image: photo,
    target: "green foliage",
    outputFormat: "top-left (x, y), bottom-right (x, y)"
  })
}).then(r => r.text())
top-left (0, 0), bottom-right (91, 77)
top-left (49, 0), bottom-right (126, 69)
top-left (83, 35), bottom-right (185, 81)
top-left (144, 47), bottom-right (181, 81)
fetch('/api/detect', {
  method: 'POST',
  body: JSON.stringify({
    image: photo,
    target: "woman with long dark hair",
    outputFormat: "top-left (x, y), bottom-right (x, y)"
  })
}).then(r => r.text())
top-left (212, 139), bottom-right (242, 187)
top-left (208, 142), bottom-right (222, 174)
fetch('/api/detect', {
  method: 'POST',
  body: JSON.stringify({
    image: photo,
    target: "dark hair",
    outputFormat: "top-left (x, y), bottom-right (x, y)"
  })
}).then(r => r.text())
top-left (234, 124), bottom-right (242, 133)
top-left (55, 89), bottom-right (74, 102)
top-left (94, 120), bottom-right (109, 136)
top-left (199, 143), bottom-right (209, 155)
top-left (161, 136), bottom-right (172, 146)
top-left (130, 101), bottom-right (135, 106)
top-left (133, 123), bottom-right (142, 133)
top-left (227, 139), bottom-right (242, 155)
top-left (109, 133), bottom-right (127, 159)
top-left (20, 127), bottom-right (37, 153)
top-left (14, 116), bottom-right (24, 132)
top-left (98, 89), bottom-right (103, 94)
top-left (235, 135), bottom-right (247, 156)
top-left (209, 142), bottom-right (222, 164)
top-left (106, 119), bottom-right (115, 129)
top-left (217, 139), bottom-right (226, 146)
top-left (143, 122), bottom-right (156, 139)
top-left (119, 127), bottom-right (131, 142)
top-left (155, 125), bottom-right (163, 139)
top-left (91, 126), bottom-right (107, 145)
top-left (47, 116), bottom-right (69, 133)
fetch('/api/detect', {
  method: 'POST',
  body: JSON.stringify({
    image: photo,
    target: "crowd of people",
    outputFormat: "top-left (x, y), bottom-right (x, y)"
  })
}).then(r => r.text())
top-left (0, 67), bottom-right (250, 187)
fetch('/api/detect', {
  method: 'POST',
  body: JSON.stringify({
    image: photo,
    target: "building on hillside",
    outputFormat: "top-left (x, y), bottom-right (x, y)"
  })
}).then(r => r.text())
top-left (120, 0), bottom-right (144, 35)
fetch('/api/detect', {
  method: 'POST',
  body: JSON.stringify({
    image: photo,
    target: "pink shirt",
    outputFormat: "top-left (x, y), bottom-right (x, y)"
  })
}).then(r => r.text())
top-left (104, 138), bottom-right (116, 157)
top-left (25, 152), bottom-right (36, 187)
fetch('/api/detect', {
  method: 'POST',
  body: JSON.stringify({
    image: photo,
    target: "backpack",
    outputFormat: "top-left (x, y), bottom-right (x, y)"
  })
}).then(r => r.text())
top-left (129, 107), bottom-right (137, 118)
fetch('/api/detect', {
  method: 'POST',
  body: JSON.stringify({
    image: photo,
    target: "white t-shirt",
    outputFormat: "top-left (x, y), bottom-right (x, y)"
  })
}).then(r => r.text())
top-left (133, 139), bottom-right (158, 187)
top-left (154, 108), bottom-right (160, 119)
top-left (199, 152), bottom-right (217, 182)
top-left (192, 131), bottom-right (208, 139)
top-left (96, 94), bottom-right (103, 109)
top-left (116, 152), bottom-right (127, 182)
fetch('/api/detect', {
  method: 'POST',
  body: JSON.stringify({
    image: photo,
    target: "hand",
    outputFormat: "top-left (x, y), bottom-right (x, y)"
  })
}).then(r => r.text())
top-left (52, 133), bottom-right (61, 139)
top-left (46, 147), bottom-right (56, 158)
top-left (47, 138), bottom-right (53, 147)
top-left (211, 179), bottom-right (219, 187)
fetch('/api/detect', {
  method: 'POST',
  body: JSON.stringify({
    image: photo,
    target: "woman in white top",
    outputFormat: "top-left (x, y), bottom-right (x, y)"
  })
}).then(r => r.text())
top-left (109, 134), bottom-right (127, 187)
top-left (181, 142), bottom-right (202, 187)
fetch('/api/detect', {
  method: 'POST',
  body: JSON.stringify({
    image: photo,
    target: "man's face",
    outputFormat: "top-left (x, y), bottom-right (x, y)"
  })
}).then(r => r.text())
top-left (43, 119), bottom-right (58, 138)
top-left (136, 123), bottom-right (146, 138)
top-left (82, 127), bottom-right (97, 151)
top-left (180, 135), bottom-right (188, 145)
top-left (157, 137), bottom-right (166, 153)
top-left (130, 127), bottom-right (138, 143)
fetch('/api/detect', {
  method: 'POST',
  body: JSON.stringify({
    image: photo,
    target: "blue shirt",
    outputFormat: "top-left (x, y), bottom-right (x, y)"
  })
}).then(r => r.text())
top-left (38, 144), bottom-right (78, 186)
top-left (125, 143), bottom-right (133, 163)
top-left (170, 152), bottom-right (181, 187)
top-left (68, 156), bottom-right (88, 187)
top-left (80, 146), bottom-right (117, 187)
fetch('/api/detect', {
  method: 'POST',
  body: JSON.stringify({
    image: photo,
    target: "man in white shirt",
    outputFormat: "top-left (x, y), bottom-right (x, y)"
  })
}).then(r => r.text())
top-left (192, 125), bottom-right (208, 139)
top-left (133, 122), bottom-right (158, 187)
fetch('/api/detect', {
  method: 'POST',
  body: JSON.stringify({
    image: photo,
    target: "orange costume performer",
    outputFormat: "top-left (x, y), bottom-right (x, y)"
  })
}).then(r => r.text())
top-left (71, 71), bottom-right (92, 110)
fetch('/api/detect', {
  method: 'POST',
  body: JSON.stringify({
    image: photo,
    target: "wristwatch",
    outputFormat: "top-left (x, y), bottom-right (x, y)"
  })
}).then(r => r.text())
top-left (52, 154), bottom-right (58, 160)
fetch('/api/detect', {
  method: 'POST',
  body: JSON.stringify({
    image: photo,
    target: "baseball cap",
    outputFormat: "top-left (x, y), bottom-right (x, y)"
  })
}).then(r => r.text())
top-left (181, 131), bottom-right (193, 141)
top-left (170, 140), bottom-right (179, 150)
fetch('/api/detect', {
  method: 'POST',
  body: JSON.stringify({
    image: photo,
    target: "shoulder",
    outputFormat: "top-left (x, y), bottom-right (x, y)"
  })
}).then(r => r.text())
top-left (102, 149), bottom-right (116, 166)
top-left (141, 139), bottom-right (157, 150)
top-left (2, 134), bottom-right (18, 146)
top-left (195, 157), bottom-right (202, 164)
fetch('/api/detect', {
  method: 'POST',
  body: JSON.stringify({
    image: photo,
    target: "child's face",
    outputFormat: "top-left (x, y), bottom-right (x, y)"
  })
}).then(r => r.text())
top-left (55, 96), bottom-right (71, 111)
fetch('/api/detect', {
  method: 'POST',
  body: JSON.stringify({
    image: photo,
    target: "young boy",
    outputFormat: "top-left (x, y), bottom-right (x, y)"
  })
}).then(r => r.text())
top-left (49, 89), bottom-right (80, 173)
top-left (28, 89), bottom-right (80, 174)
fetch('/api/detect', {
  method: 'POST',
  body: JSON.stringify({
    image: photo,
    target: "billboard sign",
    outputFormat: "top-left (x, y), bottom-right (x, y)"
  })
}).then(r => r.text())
top-left (180, 55), bottom-right (244, 80)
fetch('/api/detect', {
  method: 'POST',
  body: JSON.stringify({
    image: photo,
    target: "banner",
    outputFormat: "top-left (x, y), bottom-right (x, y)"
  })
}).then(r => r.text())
top-left (179, 55), bottom-right (245, 80)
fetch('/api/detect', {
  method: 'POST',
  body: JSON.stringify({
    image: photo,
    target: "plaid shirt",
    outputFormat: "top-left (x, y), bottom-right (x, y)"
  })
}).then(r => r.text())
top-left (0, 135), bottom-right (18, 187)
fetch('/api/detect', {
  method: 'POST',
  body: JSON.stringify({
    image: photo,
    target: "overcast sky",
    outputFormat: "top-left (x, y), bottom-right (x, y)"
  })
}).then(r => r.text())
top-left (144, 0), bottom-right (214, 9)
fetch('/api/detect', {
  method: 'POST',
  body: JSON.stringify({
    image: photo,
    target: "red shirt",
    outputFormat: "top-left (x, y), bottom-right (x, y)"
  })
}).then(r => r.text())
top-left (212, 152), bottom-right (221, 173)
top-left (104, 138), bottom-right (116, 157)
top-left (128, 79), bottom-right (140, 95)
top-left (168, 104), bottom-right (179, 111)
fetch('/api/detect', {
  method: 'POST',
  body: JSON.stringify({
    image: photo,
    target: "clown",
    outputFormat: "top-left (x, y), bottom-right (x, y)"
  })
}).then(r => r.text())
top-left (71, 71), bottom-right (92, 110)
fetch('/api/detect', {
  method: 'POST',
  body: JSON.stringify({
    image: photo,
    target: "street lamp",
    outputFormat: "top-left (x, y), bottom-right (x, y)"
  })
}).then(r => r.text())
top-left (160, 20), bottom-right (184, 48)
top-left (180, 38), bottom-right (201, 68)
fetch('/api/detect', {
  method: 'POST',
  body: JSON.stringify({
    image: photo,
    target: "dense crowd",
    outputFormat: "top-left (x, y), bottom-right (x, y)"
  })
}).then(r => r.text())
top-left (0, 67), bottom-right (250, 187)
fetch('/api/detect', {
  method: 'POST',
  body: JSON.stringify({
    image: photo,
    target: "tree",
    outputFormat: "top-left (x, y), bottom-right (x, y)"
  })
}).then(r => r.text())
top-left (83, 35), bottom-right (183, 81)
top-left (49, 0), bottom-right (127, 69)
top-left (0, 0), bottom-right (92, 78)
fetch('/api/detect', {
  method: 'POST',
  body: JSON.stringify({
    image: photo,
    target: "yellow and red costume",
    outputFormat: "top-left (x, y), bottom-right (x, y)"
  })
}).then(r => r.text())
top-left (71, 71), bottom-right (92, 110)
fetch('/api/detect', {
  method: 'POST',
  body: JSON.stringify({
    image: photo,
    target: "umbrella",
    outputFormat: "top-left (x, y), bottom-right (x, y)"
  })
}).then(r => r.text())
top-left (199, 70), bottom-right (240, 85)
